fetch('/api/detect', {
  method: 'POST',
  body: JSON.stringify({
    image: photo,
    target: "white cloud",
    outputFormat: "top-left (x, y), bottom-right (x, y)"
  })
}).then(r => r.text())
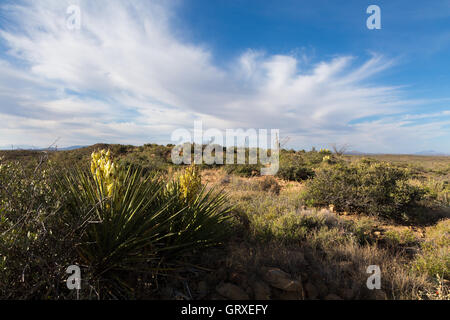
top-left (0, 0), bottom-right (449, 152)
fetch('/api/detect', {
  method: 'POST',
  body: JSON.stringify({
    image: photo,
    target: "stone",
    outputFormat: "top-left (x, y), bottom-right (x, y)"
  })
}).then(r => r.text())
top-left (216, 283), bottom-right (249, 300)
top-left (262, 268), bottom-right (303, 292)
top-left (252, 281), bottom-right (271, 300)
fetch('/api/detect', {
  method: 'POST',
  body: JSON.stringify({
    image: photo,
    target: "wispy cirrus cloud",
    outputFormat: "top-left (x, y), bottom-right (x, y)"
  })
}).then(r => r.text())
top-left (0, 0), bottom-right (449, 153)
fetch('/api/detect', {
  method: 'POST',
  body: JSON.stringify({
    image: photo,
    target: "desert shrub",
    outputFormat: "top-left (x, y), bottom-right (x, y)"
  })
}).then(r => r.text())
top-left (276, 150), bottom-right (336, 181)
top-left (118, 149), bottom-right (170, 174)
top-left (304, 159), bottom-right (425, 221)
top-left (250, 210), bottom-right (328, 243)
top-left (418, 275), bottom-right (450, 300)
top-left (421, 178), bottom-right (450, 207)
top-left (277, 164), bottom-right (314, 181)
top-left (0, 156), bottom-right (80, 299)
top-left (258, 176), bottom-right (281, 195)
top-left (276, 152), bottom-right (313, 181)
top-left (225, 164), bottom-right (260, 177)
top-left (384, 229), bottom-right (419, 247)
top-left (413, 220), bottom-right (449, 280)
top-left (303, 149), bottom-right (331, 167)
top-left (346, 217), bottom-right (378, 245)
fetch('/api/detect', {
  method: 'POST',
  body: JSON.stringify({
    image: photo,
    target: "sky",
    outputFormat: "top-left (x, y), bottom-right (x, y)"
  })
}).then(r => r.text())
top-left (0, 0), bottom-right (449, 153)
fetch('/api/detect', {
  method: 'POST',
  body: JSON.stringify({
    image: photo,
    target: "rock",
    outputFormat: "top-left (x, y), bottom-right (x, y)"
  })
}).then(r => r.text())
top-left (262, 268), bottom-right (303, 292)
top-left (324, 294), bottom-right (343, 300)
top-left (304, 282), bottom-right (318, 299)
top-left (252, 281), bottom-right (271, 300)
top-left (216, 283), bottom-right (249, 300)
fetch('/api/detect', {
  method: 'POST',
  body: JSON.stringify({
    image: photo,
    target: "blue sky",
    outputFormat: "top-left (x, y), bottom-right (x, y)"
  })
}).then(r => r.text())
top-left (0, 0), bottom-right (449, 153)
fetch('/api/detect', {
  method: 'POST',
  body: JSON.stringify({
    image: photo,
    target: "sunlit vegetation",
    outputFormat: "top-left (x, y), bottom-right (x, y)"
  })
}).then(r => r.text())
top-left (0, 144), bottom-right (448, 299)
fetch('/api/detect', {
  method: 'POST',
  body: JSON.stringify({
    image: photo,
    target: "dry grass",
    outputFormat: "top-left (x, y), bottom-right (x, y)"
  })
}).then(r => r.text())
top-left (195, 168), bottom-right (449, 299)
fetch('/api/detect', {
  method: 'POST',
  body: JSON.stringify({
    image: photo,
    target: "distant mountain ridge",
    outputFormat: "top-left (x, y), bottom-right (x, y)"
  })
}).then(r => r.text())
top-left (345, 150), bottom-right (449, 156)
top-left (413, 150), bottom-right (447, 156)
top-left (52, 145), bottom-right (87, 151)
top-left (0, 145), bottom-right (87, 151)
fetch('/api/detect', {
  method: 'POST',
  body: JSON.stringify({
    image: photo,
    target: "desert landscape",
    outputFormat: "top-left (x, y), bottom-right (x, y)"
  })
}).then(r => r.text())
top-left (1, 1), bottom-right (449, 306)
top-left (1, 144), bottom-right (448, 300)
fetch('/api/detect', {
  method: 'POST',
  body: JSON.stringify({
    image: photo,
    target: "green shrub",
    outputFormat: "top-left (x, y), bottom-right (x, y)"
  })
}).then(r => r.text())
top-left (225, 164), bottom-right (260, 177)
top-left (421, 178), bottom-right (450, 207)
top-left (276, 150), bottom-right (335, 181)
top-left (277, 164), bottom-right (314, 181)
top-left (0, 157), bottom-right (78, 299)
top-left (304, 159), bottom-right (425, 221)
top-left (413, 220), bottom-right (449, 280)
top-left (250, 211), bottom-right (327, 243)
top-left (384, 229), bottom-right (419, 247)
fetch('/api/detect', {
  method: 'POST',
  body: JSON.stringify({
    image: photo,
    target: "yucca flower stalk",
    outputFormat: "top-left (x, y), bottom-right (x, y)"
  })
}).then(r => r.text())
top-left (179, 164), bottom-right (202, 202)
top-left (90, 149), bottom-right (117, 198)
top-left (166, 164), bottom-right (202, 204)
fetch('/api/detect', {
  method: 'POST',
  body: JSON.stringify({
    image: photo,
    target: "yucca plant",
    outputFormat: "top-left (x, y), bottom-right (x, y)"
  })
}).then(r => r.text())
top-left (58, 152), bottom-right (232, 298)
top-left (164, 180), bottom-right (232, 254)
top-left (59, 166), bottom-right (181, 296)
top-left (164, 165), bottom-right (232, 252)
